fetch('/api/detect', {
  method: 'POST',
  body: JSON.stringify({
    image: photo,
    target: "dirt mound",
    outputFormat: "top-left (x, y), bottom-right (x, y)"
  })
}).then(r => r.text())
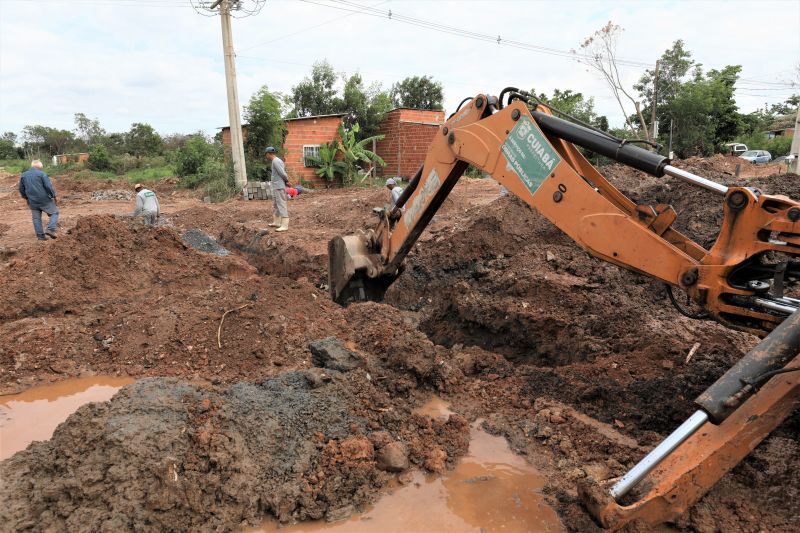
top-left (388, 195), bottom-right (754, 432)
top-left (603, 164), bottom-right (800, 246)
top-left (0, 215), bottom-right (352, 392)
top-left (0, 375), bottom-right (470, 531)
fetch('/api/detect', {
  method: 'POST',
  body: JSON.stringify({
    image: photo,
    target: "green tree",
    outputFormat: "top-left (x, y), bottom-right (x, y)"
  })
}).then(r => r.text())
top-left (706, 66), bottom-right (742, 146)
top-left (125, 123), bottom-right (163, 156)
top-left (342, 74), bottom-right (393, 137)
top-left (648, 59), bottom-right (744, 157)
top-left (104, 132), bottom-right (127, 155)
top-left (88, 144), bottom-right (111, 170)
top-left (176, 134), bottom-right (219, 177)
top-left (768, 95), bottom-right (800, 116)
top-left (635, 40), bottom-right (695, 137)
top-left (243, 85), bottom-right (288, 157)
top-left (0, 132), bottom-right (20, 159)
top-left (22, 125), bottom-right (76, 156)
top-left (290, 60), bottom-right (342, 117)
top-left (532, 88), bottom-right (607, 127)
top-left (74, 113), bottom-right (106, 146)
top-left (390, 75), bottom-right (444, 110)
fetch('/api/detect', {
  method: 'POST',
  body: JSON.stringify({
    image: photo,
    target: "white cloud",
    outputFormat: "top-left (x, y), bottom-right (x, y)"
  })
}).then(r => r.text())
top-left (1, 0), bottom-right (797, 137)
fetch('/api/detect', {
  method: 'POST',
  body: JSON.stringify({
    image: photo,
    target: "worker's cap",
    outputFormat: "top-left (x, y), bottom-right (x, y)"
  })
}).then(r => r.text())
top-left (264, 146), bottom-right (277, 154)
top-left (385, 178), bottom-right (396, 186)
top-left (134, 183), bottom-right (143, 191)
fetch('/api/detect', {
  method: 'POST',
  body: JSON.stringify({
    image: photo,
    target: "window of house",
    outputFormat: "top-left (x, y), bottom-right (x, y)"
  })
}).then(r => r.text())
top-left (303, 145), bottom-right (321, 167)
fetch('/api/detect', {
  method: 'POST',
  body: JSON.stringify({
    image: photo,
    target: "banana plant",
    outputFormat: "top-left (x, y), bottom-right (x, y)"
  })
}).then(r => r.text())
top-left (309, 142), bottom-right (347, 182)
top-left (335, 123), bottom-right (385, 185)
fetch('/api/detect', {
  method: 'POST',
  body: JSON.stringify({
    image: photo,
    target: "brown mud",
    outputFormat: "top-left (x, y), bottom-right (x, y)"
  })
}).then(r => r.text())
top-left (0, 376), bottom-right (134, 460)
top-left (1, 161), bottom-right (799, 532)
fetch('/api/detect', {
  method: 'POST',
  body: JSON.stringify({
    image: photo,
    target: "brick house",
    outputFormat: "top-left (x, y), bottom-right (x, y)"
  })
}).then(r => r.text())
top-left (219, 125), bottom-right (247, 146)
top-left (220, 107), bottom-right (444, 187)
top-left (220, 114), bottom-right (343, 188)
top-left (282, 114), bottom-right (344, 187)
top-left (374, 108), bottom-right (445, 179)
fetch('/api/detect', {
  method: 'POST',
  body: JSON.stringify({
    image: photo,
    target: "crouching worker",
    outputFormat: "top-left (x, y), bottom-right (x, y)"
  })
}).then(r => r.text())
top-left (131, 183), bottom-right (160, 225)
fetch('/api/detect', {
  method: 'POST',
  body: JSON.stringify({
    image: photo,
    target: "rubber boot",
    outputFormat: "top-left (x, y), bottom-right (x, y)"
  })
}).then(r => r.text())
top-left (268, 215), bottom-right (281, 228)
top-left (275, 217), bottom-right (289, 232)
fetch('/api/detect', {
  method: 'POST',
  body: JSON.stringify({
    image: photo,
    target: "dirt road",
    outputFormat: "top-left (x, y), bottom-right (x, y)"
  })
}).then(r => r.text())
top-left (0, 162), bottom-right (797, 532)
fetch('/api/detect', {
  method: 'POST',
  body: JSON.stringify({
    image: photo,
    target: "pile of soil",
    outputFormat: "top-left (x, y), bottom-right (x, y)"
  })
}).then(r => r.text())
top-left (0, 373), bottom-right (470, 531)
top-left (0, 215), bottom-right (349, 392)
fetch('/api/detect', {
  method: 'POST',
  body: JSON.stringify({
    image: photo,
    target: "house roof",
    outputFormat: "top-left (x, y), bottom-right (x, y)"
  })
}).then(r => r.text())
top-left (766, 114), bottom-right (796, 131)
top-left (284, 113), bottom-right (345, 122)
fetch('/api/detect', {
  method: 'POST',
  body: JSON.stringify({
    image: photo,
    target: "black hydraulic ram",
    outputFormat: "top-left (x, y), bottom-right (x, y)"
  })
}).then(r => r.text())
top-left (530, 110), bottom-right (729, 196)
top-left (609, 308), bottom-right (800, 501)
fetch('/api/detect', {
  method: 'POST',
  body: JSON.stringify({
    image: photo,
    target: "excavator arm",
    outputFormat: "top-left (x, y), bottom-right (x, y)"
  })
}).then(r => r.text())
top-left (327, 90), bottom-right (800, 529)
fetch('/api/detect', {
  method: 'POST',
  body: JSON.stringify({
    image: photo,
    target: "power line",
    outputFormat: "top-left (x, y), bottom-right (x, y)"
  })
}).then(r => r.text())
top-left (239, 0), bottom-right (389, 52)
top-left (298, 0), bottom-right (800, 90)
top-left (298, 0), bottom-right (654, 69)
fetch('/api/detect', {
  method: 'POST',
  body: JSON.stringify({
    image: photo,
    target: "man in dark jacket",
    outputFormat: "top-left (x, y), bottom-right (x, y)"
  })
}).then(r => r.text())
top-left (19, 160), bottom-right (59, 240)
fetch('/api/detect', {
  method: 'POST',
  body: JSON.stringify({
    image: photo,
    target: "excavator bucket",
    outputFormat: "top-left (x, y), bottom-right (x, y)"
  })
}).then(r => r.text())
top-left (328, 234), bottom-right (396, 305)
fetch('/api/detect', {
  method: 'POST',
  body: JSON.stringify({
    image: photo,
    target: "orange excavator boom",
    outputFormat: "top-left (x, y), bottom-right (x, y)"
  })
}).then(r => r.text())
top-left (327, 89), bottom-right (800, 528)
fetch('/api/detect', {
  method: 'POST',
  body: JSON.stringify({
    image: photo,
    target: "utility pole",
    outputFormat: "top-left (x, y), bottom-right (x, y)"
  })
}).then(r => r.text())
top-left (211, 0), bottom-right (248, 196)
top-left (790, 104), bottom-right (800, 174)
top-left (651, 60), bottom-right (660, 142)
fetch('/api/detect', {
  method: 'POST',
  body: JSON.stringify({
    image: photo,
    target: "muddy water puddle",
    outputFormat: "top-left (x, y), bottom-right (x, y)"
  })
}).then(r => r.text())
top-left (257, 397), bottom-right (563, 532)
top-left (0, 376), bottom-right (133, 460)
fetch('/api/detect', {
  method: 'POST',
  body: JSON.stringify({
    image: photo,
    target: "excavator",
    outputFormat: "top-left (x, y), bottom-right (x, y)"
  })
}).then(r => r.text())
top-left (327, 88), bottom-right (800, 530)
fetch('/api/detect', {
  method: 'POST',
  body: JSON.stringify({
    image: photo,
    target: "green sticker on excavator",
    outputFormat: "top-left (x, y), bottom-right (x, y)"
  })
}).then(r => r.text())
top-left (501, 116), bottom-right (561, 195)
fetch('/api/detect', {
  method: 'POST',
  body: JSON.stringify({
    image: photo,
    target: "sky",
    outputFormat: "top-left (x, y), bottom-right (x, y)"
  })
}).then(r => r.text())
top-left (0, 0), bottom-right (798, 139)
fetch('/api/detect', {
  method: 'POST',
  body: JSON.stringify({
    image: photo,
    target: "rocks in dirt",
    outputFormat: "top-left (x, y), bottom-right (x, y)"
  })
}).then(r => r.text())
top-left (181, 228), bottom-right (229, 256)
top-left (0, 246), bottom-right (16, 260)
top-left (309, 337), bottom-right (364, 372)
top-left (376, 441), bottom-right (410, 472)
top-left (583, 462), bottom-right (612, 482)
top-left (302, 367), bottom-right (333, 388)
top-left (325, 505), bottom-right (354, 523)
top-left (91, 189), bottom-right (133, 201)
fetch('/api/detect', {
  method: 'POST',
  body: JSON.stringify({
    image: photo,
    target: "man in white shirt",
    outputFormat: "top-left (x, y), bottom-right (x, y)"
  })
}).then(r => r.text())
top-left (131, 183), bottom-right (160, 225)
top-left (386, 178), bottom-right (403, 209)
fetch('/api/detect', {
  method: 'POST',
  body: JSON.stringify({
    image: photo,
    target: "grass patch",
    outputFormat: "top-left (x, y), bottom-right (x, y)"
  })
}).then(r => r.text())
top-left (72, 169), bottom-right (117, 180)
top-left (124, 165), bottom-right (176, 182)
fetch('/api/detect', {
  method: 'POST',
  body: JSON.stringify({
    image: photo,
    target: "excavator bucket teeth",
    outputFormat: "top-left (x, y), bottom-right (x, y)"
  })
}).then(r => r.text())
top-left (328, 235), bottom-right (395, 305)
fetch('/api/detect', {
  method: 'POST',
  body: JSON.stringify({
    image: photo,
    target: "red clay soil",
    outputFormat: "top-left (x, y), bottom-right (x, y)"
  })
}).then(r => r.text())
top-left (1, 162), bottom-right (798, 532)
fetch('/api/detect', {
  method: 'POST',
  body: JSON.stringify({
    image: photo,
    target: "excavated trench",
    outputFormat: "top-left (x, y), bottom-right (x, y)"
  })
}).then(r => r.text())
top-left (3, 170), bottom-right (800, 532)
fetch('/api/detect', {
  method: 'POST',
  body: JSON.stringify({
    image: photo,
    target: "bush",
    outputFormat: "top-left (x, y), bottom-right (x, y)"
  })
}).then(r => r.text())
top-left (176, 136), bottom-right (219, 178)
top-left (0, 139), bottom-right (20, 160)
top-left (197, 160), bottom-right (236, 202)
top-left (88, 145), bottom-right (111, 171)
top-left (110, 153), bottom-right (139, 174)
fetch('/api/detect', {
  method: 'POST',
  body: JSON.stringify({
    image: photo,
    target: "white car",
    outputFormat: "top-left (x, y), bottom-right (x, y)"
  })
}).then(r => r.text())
top-left (739, 150), bottom-right (772, 164)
